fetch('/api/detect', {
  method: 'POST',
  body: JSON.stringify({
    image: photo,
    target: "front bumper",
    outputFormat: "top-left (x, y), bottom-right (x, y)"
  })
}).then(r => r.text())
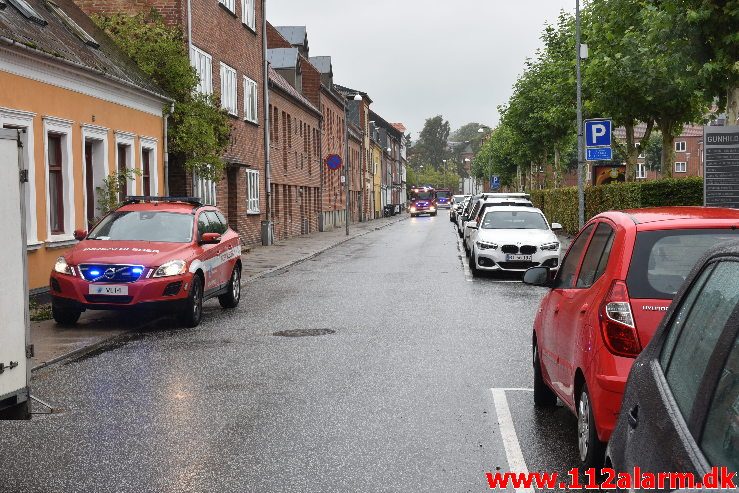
top-left (50, 270), bottom-right (192, 311)
top-left (410, 207), bottom-right (436, 215)
top-left (472, 249), bottom-right (560, 272)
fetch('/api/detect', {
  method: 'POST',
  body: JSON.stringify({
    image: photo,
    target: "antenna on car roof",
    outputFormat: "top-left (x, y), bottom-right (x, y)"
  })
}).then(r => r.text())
top-left (124, 196), bottom-right (203, 207)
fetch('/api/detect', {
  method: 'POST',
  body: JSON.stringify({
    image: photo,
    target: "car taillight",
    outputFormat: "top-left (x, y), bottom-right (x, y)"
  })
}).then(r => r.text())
top-left (600, 280), bottom-right (642, 358)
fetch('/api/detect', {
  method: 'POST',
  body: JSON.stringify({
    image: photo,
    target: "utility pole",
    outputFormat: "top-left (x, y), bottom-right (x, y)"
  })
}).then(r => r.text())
top-left (344, 111), bottom-right (350, 236)
top-left (576, 0), bottom-right (585, 229)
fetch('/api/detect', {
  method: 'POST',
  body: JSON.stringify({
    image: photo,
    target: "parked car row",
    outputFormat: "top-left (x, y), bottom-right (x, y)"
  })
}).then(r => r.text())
top-left (49, 197), bottom-right (243, 328)
top-left (523, 207), bottom-right (739, 478)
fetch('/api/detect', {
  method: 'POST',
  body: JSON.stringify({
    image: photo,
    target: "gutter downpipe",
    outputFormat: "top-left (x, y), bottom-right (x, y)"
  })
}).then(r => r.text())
top-left (262, 0), bottom-right (273, 245)
top-left (164, 102), bottom-right (174, 195)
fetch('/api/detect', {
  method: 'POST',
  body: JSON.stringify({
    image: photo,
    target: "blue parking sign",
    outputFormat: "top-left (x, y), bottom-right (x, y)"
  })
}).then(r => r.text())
top-left (585, 119), bottom-right (612, 147)
top-left (490, 175), bottom-right (500, 190)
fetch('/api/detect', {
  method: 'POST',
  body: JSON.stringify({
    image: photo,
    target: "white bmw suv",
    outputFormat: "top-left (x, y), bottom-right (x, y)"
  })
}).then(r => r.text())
top-left (467, 206), bottom-right (562, 276)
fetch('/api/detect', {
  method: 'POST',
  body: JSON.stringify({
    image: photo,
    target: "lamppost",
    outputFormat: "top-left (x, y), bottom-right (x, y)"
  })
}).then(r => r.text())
top-left (344, 93), bottom-right (363, 236)
top-left (576, 0), bottom-right (585, 228)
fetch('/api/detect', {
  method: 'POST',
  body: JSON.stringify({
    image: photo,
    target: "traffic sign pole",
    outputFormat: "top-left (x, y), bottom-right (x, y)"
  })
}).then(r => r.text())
top-left (576, 0), bottom-right (585, 229)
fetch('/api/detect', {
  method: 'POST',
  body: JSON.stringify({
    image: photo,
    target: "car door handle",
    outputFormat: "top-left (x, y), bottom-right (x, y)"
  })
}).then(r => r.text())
top-left (579, 304), bottom-right (589, 314)
top-left (628, 405), bottom-right (639, 429)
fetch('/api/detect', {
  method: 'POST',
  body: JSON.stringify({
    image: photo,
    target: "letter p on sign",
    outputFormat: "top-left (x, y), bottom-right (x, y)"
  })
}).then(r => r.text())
top-left (585, 119), bottom-right (612, 147)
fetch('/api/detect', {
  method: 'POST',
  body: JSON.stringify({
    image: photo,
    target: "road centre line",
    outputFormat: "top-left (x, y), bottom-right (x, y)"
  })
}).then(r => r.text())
top-left (490, 388), bottom-right (535, 493)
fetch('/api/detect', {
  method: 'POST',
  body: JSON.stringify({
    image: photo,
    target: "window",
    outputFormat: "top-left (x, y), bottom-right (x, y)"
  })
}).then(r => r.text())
top-left (81, 125), bottom-right (109, 229)
top-left (48, 134), bottom-right (64, 234)
top-left (675, 161), bottom-right (687, 173)
top-left (243, 76), bottom-right (258, 123)
top-left (193, 174), bottom-right (217, 206)
top-left (219, 0), bottom-right (235, 13)
top-left (700, 332), bottom-right (739, 472)
top-left (90, 211), bottom-right (194, 243)
top-left (675, 141), bottom-right (687, 152)
top-left (246, 169), bottom-right (260, 213)
top-left (636, 163), bottom-right (646, 179)
top-left (660, 261), bottom-right (739, 418)
top-left (7, 0), bottom-right (46, 25)
top-left (142, 149), bottom-right (151, 196)
top-left (117, 143), bottom-right (128, 202)
top-left (556, 223), bottom-right (595, 289)
top-left (3, 108), bottom-right (39, 246)
top-left (115, 132), bottom-right (135, 200)
top-left (47, 0), bottom-right (98, 47)
top-left (190, 46), bottom-right (213, 95)
top-left (84, 142), bottom-right (95, 226)
top-left (204, 211), bottom-right (227, 234)
top-left (220, 63), bottom-right (238, 116)
top-left (242, 0), bottom-right (255, 29)
top-left (140, 137), bottom-right (157, 197)
top-left (576, 223), bottom-right (615, 288)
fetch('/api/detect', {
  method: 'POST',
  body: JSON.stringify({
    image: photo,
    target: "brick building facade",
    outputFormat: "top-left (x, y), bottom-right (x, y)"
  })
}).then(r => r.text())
top-left (75, 0), bottom-right (267, 247)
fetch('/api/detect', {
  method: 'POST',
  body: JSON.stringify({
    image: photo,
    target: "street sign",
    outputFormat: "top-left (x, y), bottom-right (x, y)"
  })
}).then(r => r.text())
top-left (325, 154), bottom-right (343, 170)
top-left (704, 126), bottom-right (739, 208)
top-left (586, 147), bottom-right (613, 161)
top-left (585, 119), bottom-right (612, 147)
top-left (490, 175), bottom-right (500, 191)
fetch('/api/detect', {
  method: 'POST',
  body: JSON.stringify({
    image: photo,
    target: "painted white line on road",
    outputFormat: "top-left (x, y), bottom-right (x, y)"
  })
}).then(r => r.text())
top-left (491, 388), bottom-right (535, 493)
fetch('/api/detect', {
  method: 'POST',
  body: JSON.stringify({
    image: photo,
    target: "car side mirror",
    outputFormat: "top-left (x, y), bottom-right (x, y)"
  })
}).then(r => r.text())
top-left (551, 222), bottom-right (563, 231)
top-left (73, 229), bottom-right (87, 241)
top-left (200, 232), bottom-right (221, 245)
top-left (523, 266), bottom-right (553, 287)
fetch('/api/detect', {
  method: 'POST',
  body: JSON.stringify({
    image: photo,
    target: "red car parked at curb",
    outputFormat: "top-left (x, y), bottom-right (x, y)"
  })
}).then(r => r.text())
top-left (523, 207), bottom-right (739, 468)
top-left (49, 197), bottom-right (242, 328)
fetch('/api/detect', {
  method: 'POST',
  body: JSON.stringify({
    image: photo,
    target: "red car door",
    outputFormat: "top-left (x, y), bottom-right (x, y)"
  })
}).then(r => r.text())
top-left (195, 211), bottom-right (222, 293)
top-left (556, 221), bottom-right (616, 406)
top-left (539, 223), bottom-right (595, 398)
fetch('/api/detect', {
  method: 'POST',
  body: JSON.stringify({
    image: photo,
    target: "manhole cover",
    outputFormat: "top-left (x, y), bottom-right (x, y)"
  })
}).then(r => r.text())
top-left (273, 329), bottom-right (336, 337)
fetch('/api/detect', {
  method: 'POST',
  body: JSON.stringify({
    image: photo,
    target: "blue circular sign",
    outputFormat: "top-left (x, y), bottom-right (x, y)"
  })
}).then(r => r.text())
top-left (326, 154), bottom-right (343, 170)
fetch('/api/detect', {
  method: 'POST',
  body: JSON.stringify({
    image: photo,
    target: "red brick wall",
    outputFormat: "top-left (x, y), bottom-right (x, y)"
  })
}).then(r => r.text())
top-left (266, 22), bottom-right (291, 49)
top-left (73, 0), bottom-right (184, 25)
top-left (268, 86), bottom-right (321, 239)
top-left (320, 87), bottom-right (346, 230)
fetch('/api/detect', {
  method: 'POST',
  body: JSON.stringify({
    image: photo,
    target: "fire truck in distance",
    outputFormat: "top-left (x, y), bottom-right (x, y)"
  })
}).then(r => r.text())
top-left (409, 186), bottom-right (437, 217)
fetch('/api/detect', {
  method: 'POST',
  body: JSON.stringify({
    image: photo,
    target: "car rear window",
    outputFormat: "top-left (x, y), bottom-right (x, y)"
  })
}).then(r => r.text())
top-left (626, 229), bottom-right (739, 299)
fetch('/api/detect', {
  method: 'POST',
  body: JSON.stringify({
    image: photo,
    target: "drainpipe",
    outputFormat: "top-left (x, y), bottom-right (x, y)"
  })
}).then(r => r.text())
top-left (164, 102), bottom-right (174, 195)
top-left (187, 0), bottom-right (193, 55)
top-left (261, 0), bottom-right (273, 245)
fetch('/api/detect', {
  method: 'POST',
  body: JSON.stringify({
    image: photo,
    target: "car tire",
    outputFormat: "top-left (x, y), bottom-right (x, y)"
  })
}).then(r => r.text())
top-left (458, 228), bottom-right (464, 238)
top-left (218, 265), bottom-right (241, 309)
top-left (533, 342), bottom-right (557, 407)
top-left (431, 212), bottom-right (437, 217)
top-left (52, 302), bottom-right (81, 326)
top-left (464, 242), bottom-right (470, 257)
top-left (577, 384), bottom-right (606, 469)
top-left (180, 274), bottom-right (204, 328)
top-left (469, 249), bottom-right (479, 276)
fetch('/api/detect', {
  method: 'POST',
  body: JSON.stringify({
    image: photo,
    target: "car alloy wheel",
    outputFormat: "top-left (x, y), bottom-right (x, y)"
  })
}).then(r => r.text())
top-left (577, 384), bottom-right (605, 468)
top-left (219, 265), bottom-right (241, 309)
top-left (578, 392), bottom-right (591, 462)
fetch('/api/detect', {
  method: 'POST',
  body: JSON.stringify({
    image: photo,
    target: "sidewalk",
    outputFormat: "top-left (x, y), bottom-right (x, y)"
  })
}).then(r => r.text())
top-left (30, 213), bottom-right (408, 370)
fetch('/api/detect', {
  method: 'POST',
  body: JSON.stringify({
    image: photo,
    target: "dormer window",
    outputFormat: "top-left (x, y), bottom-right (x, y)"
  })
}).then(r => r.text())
top-left (8, 0), bottom-right (46, 25)
top-left (46, 0), bottom-right (99, 48)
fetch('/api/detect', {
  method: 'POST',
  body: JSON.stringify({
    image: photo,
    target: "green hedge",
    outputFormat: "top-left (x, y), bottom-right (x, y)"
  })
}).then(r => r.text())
top-left (530, 177), bottom-right (704, 235)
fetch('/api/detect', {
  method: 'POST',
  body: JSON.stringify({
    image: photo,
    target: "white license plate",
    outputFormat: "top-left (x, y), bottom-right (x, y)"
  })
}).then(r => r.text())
top-left (89, 284), bottom-right (128, 296)
top-left (506, 254), bottom-right (533, 261)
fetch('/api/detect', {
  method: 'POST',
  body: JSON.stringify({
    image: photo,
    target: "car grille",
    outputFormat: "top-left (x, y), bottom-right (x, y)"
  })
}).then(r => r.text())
top-left (84, 295), bottom-right (134, 304)
top-left (502, 245), bottom-right (519, 254)
top-left (520, 245), bottom-right (537, 255)
top-left (498, 261), bottom-right (539, 270)
top-left (79, 264), bottom-right (145, 283)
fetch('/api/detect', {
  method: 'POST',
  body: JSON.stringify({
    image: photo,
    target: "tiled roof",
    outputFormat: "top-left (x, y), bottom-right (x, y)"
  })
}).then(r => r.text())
top-left (613, 122), bottom-right (704, 140)
top-left (392, 123), bottom-right (407, 133)
top-left (0, 0), bottom-right (167, 100)
top-left (268, 66), bottom-right (320, 115)
top-left (267, 48), bottom-right (298, 69)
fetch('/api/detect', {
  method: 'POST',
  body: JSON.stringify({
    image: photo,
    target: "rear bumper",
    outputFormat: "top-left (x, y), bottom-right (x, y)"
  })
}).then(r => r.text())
top-left (587, 348), bottom-right (634, 442)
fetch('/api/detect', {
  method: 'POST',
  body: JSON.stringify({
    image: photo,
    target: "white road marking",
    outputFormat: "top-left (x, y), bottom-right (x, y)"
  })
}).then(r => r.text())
top-left (491, 388), bottom-right (535, 493)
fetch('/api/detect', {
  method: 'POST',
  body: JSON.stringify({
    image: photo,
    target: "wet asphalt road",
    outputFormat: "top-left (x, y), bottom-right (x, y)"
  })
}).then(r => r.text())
top-left (1, 214), bottom-right (583, 492)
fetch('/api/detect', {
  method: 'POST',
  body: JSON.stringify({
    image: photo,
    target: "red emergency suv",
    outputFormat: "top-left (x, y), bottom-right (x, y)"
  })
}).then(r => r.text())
top-left (49, 197), bottom-right (242, 328)
top-left (523, 207), bottom-right (739, 468)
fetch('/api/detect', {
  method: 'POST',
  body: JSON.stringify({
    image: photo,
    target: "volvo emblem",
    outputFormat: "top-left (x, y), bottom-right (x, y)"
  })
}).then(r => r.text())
top-left (104, 268), bottom-right (116, 279)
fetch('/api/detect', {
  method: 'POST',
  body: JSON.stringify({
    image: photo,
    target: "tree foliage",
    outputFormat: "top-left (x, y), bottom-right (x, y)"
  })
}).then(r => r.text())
top-left (412, 115), bottom-right (451, 170)
top-left (94, 11), bottom-right (231, 181)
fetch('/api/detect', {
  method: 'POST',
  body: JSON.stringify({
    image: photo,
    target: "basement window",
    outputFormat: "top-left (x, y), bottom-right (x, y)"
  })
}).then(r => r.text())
top-left (8, 0), bottom-right (46, 25)
top-left (46, 0), bottom-right (99, 48)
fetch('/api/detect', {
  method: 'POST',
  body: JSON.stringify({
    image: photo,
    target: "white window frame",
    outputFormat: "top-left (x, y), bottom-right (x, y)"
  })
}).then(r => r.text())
top-left (139, 137), bottom-right (158, 196)
top-left (190, 45), bottom-right (213, 95)
top-left (43, 116), bottom-right (75, 244)
top-left (242, 0), bottom-right (256, 30)
top-left (636, 162), bottom-right (647, 179)
top-left (81, 124), bottom-right (109, 225)
top-left (220, 62), bottom-right (238, 116)
top-left (675, 141), bottom-right (687, 152)
top-left (675, 161), bottom-right (687, 173)
top-left (243, 76), bottom-right (258, 123)
top-left (115, 131), bottom-right (137, 195)
top-left (1, 107), bottom-right (39, 248)
top-left (219, 0), bottom-right (236, 13)
top-left (193, 174), bottom-right (217, 206)
top-left (246, 169), bottom-right (260, 214)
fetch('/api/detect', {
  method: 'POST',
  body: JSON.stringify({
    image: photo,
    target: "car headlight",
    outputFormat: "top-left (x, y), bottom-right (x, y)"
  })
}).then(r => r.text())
top-left (54, 256), bottom-right (75, 276)
top-left (540, 242), bottom-right (560, 251)
top-left (476, 241), bottom-right (498, 250)
top-left (153, 260), bottom-right (187, 278)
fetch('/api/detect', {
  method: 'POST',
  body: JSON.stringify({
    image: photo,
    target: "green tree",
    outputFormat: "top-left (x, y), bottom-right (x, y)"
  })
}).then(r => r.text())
top-left (94, 11), bottom-right (231, 181)
top-left (413, 115), bottom-right (451, 170)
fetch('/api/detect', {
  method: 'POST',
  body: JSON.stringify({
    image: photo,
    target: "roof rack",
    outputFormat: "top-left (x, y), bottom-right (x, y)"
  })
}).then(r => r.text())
top-left (123, 196), bottom-right (203, 206)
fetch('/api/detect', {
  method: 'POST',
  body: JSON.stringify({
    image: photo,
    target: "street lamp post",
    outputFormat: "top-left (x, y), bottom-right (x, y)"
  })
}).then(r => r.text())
top-left (344, 93), bottom-right (363, 236)
top-left (576, 0), bottom-right (585, 229)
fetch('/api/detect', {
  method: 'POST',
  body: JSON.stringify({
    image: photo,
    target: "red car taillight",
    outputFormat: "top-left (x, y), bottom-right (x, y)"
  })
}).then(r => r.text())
top-left (600, 280), bottom-right (642, 358)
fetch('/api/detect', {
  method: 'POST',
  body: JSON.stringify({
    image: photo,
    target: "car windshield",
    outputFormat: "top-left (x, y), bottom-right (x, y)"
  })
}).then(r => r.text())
top-left (437, 191), bottom-right (450, 199)
top-left (627, 229), bottom-right (739, 299)
top-left (88, 211), bottom-right (195, 243)
top-left (412, 191), bottom-right (434, 200)
top-left (481, 211), bottom-right (548, 230)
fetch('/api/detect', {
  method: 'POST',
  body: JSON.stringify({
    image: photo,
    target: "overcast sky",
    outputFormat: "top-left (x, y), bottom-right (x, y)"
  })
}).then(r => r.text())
top-left (267, 0), bottom-right (574, 138)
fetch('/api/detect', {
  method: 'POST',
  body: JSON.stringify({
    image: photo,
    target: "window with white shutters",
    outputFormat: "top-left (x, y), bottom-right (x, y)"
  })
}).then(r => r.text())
top-left (244, 76), bottom-right (258, 123)
top-left (194, 174), bottom-right (217, 206)
top-left (219, 0), bottom-right (235, 13)
top-left (190, 46), bottom-right (213, 95)
top-left (220, 63), bottom-right (238, 116)
top-left (242, 0), bottom-right (256, 30)
top-left (246, 169), bottom-right (260, 213)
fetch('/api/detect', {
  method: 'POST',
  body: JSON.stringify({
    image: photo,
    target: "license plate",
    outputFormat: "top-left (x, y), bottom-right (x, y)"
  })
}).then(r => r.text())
top-left (89, 284), bottom-right (128, 296)
top-left (506, 254), bottom-right (533, 261)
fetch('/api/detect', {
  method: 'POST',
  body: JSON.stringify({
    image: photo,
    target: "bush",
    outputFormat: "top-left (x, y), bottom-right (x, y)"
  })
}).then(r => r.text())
top-left (530, 177), bottom-right (704, 235)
